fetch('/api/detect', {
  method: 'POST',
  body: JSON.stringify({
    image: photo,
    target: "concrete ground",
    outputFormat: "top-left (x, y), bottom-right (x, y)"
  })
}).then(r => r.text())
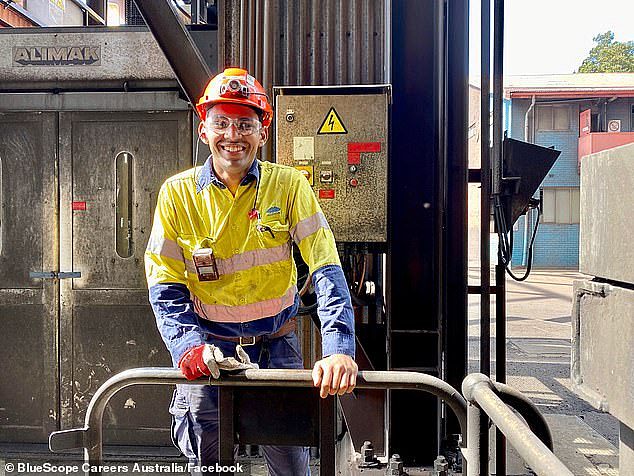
top-left (468, 267), bottom-right (620, 475)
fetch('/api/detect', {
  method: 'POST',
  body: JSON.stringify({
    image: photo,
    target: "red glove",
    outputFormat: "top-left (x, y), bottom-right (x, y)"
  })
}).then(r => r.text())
top-left (178, 344), bottom-right (210, 380)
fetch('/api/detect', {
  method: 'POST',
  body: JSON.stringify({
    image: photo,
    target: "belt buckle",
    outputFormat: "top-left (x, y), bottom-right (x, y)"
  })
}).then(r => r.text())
top-left (239, 335), bottom-right (256, 347)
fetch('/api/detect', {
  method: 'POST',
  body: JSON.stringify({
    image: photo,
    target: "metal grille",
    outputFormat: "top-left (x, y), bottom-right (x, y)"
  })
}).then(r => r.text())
top-left (125, 0), bottom-right (145, 25)
top-left (218, 0), bottom-right (388, 90)
top-left (275, 0), bottom-right (386, 86)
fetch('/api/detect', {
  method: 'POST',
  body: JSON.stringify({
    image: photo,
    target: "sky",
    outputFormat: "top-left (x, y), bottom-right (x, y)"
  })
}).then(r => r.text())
top-left (469, 0), bottom-right (634, 79)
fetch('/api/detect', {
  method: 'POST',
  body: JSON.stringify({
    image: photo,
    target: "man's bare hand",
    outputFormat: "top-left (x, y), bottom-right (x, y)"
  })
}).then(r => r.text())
top-left (312, 354), bottom-right (358, 398)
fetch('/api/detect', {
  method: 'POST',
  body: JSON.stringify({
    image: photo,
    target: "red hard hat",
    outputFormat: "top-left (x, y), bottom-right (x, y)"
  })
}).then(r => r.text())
top-left (196, 68), bottom-right (273, 127)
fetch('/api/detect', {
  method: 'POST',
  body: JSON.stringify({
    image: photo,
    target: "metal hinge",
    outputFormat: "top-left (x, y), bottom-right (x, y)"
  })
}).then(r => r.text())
top-left (30, 271), bottom-right (81, 279)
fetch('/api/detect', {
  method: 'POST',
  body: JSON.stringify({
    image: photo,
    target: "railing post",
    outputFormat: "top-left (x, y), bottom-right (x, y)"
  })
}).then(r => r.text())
top-left (462, 373), bottom-right (574, 476)
top-left (219, 387), bottom-right (235, 467)
top-left (319, 396), bottom-right (337, 475)
top-left (466, 401), bottom-right (482, 476)
top-left (463, 373), bottom-right (490, 476)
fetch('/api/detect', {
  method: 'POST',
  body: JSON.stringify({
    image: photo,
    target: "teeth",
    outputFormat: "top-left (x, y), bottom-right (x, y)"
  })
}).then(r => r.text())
top-left (222, 144), bottom-right (245, 152)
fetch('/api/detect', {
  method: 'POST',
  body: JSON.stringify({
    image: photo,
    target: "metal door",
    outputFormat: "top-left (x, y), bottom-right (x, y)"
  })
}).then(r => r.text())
top-left (59, 111), bottom-right (191, 445)
top-left (0, 113), bottom-right (58, 443)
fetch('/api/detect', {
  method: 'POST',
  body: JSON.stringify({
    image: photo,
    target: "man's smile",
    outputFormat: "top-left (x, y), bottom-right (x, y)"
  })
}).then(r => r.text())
top-left (219, 142), bottom-right (247, 153)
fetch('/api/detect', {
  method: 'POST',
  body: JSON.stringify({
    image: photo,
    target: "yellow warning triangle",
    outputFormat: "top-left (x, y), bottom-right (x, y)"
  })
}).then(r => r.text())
top-left (318, 107), bottom-right (348, 134)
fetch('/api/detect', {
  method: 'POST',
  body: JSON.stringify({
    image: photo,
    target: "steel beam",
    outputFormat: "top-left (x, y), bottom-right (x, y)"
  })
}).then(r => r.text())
top-left (388, 0), bottom-right (443, 462)
top-left (492, 1), bottom-right (506, 473)
top-left (133, 0), bottom-right (212, 106)
top-left (479, 0), bottom-right (492, 472)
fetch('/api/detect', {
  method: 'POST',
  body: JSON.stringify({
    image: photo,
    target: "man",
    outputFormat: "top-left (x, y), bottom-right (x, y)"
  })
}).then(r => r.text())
top-left (145, 68), bottom-right (357, 475)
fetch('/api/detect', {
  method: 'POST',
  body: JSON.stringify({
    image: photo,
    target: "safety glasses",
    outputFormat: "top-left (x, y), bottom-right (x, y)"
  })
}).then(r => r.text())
top-left (208, 115), bottom-right (262, 136)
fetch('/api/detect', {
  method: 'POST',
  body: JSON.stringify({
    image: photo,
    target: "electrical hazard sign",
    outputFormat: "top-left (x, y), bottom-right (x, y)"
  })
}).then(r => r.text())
top-left (318, 107), bottom-right (348, 134)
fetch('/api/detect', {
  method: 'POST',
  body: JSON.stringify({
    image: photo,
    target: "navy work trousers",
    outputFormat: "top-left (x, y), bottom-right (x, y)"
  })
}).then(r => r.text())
top-left (170, 331), bottom-right (310, 476)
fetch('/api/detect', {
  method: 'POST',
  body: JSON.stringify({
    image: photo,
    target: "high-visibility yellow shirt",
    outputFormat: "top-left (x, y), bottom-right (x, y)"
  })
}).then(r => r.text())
top-left (145, 159), bottom-right (341, 324)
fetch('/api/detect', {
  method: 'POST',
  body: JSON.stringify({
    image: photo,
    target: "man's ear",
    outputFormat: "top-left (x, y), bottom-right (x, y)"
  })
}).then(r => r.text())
top-left (198, 121), bottom-right (209, 145)
top-left (259, 126), bottom-right (269, 147)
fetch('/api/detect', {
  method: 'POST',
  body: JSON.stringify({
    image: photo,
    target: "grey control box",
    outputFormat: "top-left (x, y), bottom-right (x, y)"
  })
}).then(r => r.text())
top-left (274, 86), bottom-right (390, 243)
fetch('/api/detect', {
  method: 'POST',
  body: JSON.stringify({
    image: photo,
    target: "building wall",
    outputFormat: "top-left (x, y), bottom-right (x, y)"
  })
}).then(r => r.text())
top-left (0, 2), bottom-right (37, 27)
top-left (607, 98), bottom-right (633, 131)
top-left (511, 211), bottom-right (579, 268)
top-left (536, 124), bottom-right (581, 187)
top-left (511, 96), bottom-right (634, 268)
top-left (510, 98), bottom-right (581, 268)
top-left (509, 99), bottom-right (531, 141)
top-left (531, 222), bottom-right (580, 267)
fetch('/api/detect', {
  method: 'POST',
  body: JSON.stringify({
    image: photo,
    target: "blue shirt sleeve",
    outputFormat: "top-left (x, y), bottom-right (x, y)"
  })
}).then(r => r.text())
top-left (311, 264), bottom-right (356, 358)
top-left (148, 283), bottom-right (206, 366)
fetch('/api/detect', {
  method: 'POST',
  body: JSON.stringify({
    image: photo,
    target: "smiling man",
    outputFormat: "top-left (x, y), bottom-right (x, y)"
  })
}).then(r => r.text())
top-left (145, 68), bottom-right (357, 475)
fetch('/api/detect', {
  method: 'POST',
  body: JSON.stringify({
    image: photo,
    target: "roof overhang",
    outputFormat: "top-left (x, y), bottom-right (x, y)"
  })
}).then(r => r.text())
top-left (507, 89), bottom-right (634, 99)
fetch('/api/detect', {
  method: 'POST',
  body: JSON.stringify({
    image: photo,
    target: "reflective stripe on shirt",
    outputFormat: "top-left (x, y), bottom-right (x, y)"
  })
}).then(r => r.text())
top-left (290, 212), bottom-right (330, 244)
top-left (192, 285), bottom-right (297, 322)
top-left (147, 236), bottom-right (185, 262)
top-left (184, 241), bottom-right (292, 276)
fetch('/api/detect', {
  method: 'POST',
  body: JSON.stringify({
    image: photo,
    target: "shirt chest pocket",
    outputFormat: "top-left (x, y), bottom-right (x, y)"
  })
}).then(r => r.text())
top-left (251, 218), bottom-right (292, 249)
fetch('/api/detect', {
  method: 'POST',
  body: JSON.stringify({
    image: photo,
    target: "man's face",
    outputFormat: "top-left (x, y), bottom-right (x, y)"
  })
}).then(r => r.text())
top-left (199, 102), bottom-right (268, 174)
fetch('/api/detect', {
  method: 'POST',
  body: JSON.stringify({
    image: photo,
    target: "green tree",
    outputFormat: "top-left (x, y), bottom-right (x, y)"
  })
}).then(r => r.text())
top-left (577, 31), bottom-right (634, 73)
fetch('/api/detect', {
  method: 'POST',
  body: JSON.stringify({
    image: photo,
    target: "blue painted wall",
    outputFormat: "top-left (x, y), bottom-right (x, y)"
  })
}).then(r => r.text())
top-left (506, 96), bottom-right (631, 268)
top-left (509, 99), bottom-right (582, 268)
top-left (511, 213), bottom-right (579, 268)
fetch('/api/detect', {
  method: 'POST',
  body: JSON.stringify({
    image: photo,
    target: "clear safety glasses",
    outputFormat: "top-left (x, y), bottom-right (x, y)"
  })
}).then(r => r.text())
top-left (208, 115), bottom-right (262, 136)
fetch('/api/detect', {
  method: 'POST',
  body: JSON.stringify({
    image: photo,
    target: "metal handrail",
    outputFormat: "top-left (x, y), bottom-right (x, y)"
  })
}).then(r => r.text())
top-left (462, 373), bottom-right (574, 476)
top-left (493, 381), bottom-right (554, 451)
top-left (49, 368), bottom-right (467, 469)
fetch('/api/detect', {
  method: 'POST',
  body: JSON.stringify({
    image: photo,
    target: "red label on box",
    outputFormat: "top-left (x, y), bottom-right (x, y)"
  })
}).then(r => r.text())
top-left (72, 201), bottom-right (87, 211)
top-left (319, 189), bottom-right (336, 199)
top-left (347, 152), bottom-right (361, 165)
top-left (347, 142), bottom-right (381, 153)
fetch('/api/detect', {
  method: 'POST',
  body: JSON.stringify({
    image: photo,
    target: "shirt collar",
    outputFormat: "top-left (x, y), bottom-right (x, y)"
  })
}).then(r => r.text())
top-left (196, 157), bottom-right (260, 193)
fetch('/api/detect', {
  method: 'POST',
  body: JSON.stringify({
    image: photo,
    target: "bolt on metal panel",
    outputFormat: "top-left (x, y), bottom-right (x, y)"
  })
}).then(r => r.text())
top-left (275, 87), bottom-right (389, 243)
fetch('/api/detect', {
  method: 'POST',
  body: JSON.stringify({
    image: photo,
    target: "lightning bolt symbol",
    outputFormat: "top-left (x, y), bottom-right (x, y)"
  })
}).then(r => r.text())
top-left (328, 115), bottom-right (335, 130)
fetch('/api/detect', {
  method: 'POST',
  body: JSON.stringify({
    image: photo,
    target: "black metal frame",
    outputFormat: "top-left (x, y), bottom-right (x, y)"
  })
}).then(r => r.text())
top-left (473, 0), bottom-right (510, 473)
top-left (218, 387), bottom-right (337, 472)
top-left (389, 0), bottom-right (469, 463)
top-left (445, 0), bottom-right (470, 440)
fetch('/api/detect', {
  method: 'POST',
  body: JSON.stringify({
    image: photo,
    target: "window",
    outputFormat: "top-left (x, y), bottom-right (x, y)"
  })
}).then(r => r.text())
top-left (631, 104), bottom-right (634, 132)
top-left (115, 151), bottom-right (134, 258)
top-left (541, 187), bottom-right (580, 224)
top-left (537, 105), bottom-right (570, 131)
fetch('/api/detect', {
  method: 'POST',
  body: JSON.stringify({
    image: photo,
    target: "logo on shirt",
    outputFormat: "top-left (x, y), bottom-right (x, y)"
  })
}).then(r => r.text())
top-left (265, 206), bottom-right (281, 216)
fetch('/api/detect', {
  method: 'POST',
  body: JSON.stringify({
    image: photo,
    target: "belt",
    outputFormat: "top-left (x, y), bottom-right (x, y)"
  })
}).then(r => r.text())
top-left (208, 317), bottom-right (297, 346)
